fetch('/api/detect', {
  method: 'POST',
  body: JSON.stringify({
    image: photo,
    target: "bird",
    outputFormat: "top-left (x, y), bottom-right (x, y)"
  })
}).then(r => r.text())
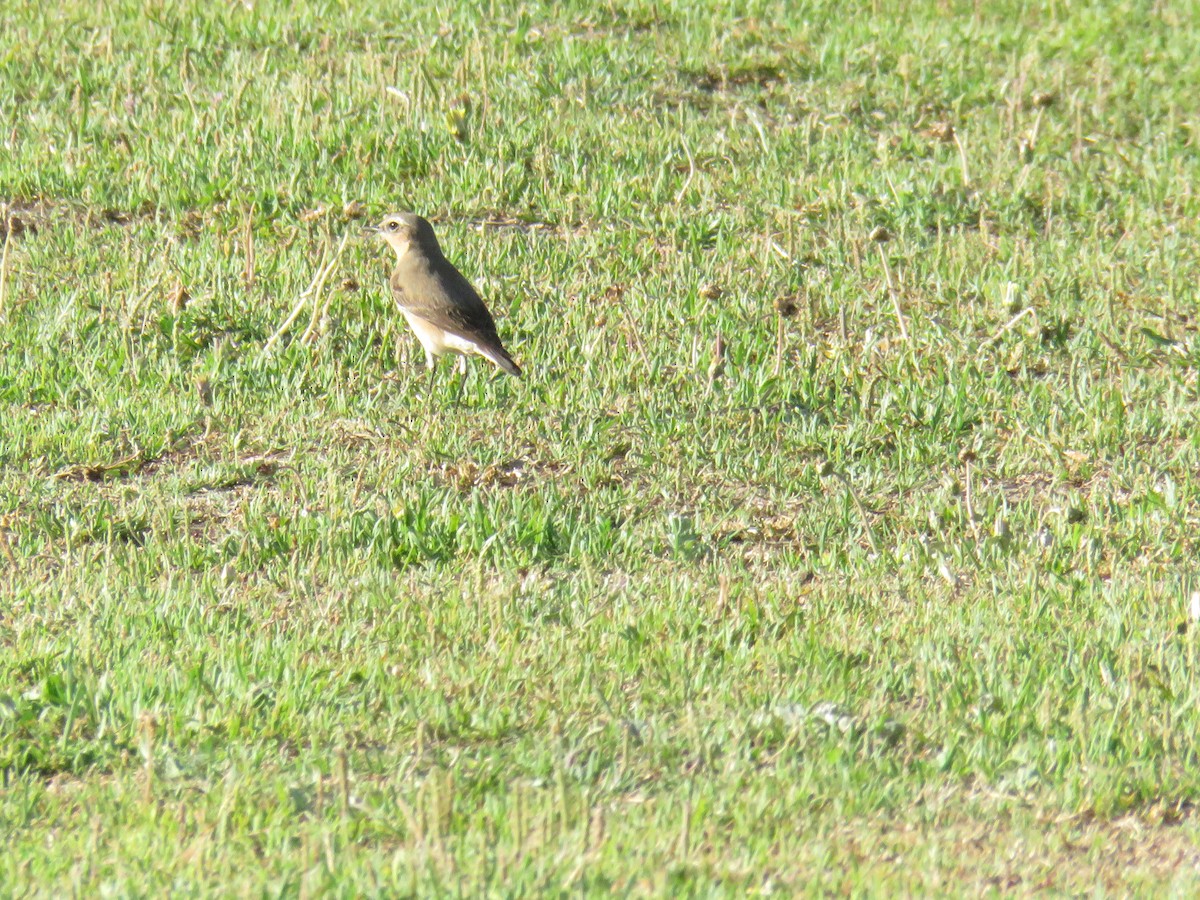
top-left (370, 212), bottom-right (521, 384)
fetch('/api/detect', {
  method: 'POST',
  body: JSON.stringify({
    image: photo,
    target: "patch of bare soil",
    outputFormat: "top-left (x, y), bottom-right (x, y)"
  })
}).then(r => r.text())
top-left (431, 456), bottom-right (569, 492)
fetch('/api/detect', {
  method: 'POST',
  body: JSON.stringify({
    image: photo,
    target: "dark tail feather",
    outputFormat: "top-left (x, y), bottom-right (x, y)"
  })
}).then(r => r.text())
top-left (480, 344), bottom-right (522, 376)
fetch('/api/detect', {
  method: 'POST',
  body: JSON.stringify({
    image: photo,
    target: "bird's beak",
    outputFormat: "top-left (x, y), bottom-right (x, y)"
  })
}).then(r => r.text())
top-left (363, 223), bottom-right (382, 236)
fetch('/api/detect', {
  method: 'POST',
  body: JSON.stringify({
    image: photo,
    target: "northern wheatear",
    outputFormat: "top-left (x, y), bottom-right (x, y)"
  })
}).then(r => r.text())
top-left (371, 212), bottom-right (521, 380)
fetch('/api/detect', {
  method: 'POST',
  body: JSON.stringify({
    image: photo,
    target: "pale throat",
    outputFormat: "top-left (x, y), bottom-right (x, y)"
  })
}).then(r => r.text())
top-left (387, 236), bottom-right (412, 260)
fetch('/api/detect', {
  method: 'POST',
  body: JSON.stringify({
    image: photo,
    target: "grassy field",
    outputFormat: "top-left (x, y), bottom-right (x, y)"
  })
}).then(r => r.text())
top-left (3, 0), bottom-right (1200, 893)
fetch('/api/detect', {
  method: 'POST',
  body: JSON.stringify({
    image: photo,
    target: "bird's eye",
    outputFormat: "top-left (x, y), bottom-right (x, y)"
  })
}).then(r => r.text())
top-left (387, 221), bottom-right (399, 232)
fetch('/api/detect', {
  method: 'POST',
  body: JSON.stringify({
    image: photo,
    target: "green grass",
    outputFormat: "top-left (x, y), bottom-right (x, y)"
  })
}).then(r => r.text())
top-left (3, 0), bottom-right (1200, 893)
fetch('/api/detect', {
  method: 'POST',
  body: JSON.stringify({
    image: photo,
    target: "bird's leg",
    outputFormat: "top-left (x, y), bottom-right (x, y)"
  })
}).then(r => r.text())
top-left (424, 351), bottom-right (437, 402)
top-left (449, 354), bottom-right (469, 405)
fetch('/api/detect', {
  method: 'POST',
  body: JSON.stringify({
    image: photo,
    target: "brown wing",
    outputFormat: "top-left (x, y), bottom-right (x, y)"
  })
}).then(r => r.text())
top-left (389, 257), bottom-right (505, 350)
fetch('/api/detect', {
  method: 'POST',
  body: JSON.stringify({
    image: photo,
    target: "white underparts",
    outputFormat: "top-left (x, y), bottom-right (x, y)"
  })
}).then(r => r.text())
top-left (402, 311), bottom-right (487, 370)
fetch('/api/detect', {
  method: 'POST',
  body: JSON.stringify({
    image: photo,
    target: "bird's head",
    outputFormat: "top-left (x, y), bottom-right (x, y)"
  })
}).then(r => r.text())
top-left (369, 212), bottom-right (438, 259)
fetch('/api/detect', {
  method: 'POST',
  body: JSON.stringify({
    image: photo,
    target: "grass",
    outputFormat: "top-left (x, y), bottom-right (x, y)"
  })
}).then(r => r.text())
top-left (2, 0), bottom-right (1200, 893)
